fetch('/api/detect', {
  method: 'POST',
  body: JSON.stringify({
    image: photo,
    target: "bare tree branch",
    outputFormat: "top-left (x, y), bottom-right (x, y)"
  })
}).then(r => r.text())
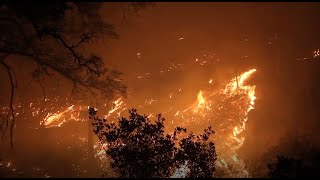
top-left (38, 77), bottom-right (46, 101)
top-left (120, 3), bottom-right (129, 24)
top-left (0, 2), bottom-right (152, 148)
top-left (0, 57), bottom-right (16, 150)
top-left (38, 28), bottom-right (102, 75)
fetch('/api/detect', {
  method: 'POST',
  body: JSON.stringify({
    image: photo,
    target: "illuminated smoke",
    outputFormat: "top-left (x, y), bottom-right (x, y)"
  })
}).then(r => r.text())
top-left (91, 68), bottom-right (256, 177)
top-left (2, 68), bottom-right (256, 177)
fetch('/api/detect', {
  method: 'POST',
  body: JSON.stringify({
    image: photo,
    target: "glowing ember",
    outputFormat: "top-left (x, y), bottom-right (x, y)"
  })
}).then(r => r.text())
top-left (314, 49), bottom-right (320, 58)
top-left (136, 52), bottom-right (141, 59)
top-left (147, 114), bottom-right (153, 118)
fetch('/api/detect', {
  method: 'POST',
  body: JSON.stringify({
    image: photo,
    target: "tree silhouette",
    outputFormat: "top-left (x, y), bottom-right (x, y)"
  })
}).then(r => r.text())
top-left (175, 127), bottom-right (217, 178)
top-left (267, 152), bottom-right (320, 178)
top-left (268, 155), bottom-right (303, 178)
top-left (0, 2), bottom-right (152, 148)
top-left (89, 108), bottom-right (217, 178)
top-left (264, 134), bottom-right (320, 178)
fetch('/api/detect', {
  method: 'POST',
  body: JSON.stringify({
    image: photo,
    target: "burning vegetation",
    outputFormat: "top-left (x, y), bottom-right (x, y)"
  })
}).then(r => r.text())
top-left (0, 68), bottom-right (257, 177)
top-left (1, 2), bottom-right (320, 178)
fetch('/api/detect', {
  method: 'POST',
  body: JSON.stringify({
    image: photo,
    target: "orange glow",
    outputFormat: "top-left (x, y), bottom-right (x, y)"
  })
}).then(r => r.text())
top-left (33, 68), bottom-right (257, 178)
top-left (169, 68), bottom-right (257, 177)
top-left (41, 105), bottom-right (76, 128)
top-left (225, 68), bottom-right (256, 94)
top-left (196, 90), bottom-right (205, 109)
top-left (106, 97), bottom-right (125, 118)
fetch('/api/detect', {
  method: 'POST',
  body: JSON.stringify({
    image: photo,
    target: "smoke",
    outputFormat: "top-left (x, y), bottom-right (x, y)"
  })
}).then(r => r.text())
top-left (2, 2), bottom-right (320, 177)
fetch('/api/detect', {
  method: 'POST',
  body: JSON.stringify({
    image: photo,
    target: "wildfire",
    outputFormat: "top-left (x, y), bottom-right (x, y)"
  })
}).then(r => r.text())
top-left (40, 105), bottom-right (77, 128)
top-left (192, 90), bottom-right (212, 114)
top-left (221, 68), bottom-right (256, 177)
top-left (37, 97), bottom-right (126, 128)
top-left (230, 69), bottom-right (256, 139)
top-left (169, 68), bottom-right (257, 177)
top-left (106, 97), bottom-right (125, 118)
top-left (8, 65), bottom-right (257, 177)
top-left (195, 90), bottom-right (205, 109)
top-left (225, 68), bottom-right (256, 94)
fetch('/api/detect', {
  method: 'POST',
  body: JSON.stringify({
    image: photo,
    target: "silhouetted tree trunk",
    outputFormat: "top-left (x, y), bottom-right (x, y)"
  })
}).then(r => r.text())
top-left (86, 119), bottom-right (95, 177)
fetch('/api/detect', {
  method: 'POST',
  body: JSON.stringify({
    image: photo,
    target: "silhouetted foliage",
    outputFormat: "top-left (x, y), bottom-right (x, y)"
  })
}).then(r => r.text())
top-left (89, 108), bottom-right (217, 178)
top-left (0, 2), bottom-right (152, 147)
top-left (246, 133), bottom-right (320, 178)
top-left (268, 155), bottom-right (304, 178)
top-left (175, 127), bottom-right (216, 178)
top-left (267, 153), bottom-right (320, 178)
top-left (265, 134), bottom-right (320, 178)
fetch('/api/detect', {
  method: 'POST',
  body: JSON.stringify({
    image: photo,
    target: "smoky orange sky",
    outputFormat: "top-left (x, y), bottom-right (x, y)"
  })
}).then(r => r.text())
top-left (1, 2), bottom-right (320, 177)
top-left (99, 2), bottom-right (320, 157)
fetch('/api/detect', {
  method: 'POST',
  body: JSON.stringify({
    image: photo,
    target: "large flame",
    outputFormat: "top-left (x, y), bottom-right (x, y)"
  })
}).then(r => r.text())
top-left (171, 68), bottom-right (257, 177)
top-left (225, 68), bottom-right (256, 94)
top-left (230, 69), bottom-right (256, 138)
top-left (37, 68), bottom-right (256, 177)
top-left (4, 67), bottom-right (257, 177)
top-left (197, 90), bottom-right (205, 108)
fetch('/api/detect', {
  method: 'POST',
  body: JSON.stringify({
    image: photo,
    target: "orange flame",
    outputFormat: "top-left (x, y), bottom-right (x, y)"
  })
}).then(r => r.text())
top-left (225, 68), bottom-right (256, 94)
top-left (33, 67), bottom-right (257, 177)
top-left (41, 105), bottom-right (75, 128)
top-left (106, 97), bottom-right (125, 118)
top-left (193, 90), bottom-right (211, 114)
top-left (196, 90), bottom-right (205, 109)
top-left (174, 68), bottom-right (257, 177)
top-left (230, 69), bottom-right (256, 139)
